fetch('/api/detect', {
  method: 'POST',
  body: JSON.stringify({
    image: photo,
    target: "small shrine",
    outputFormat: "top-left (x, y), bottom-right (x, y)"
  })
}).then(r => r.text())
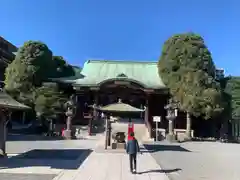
top-left (95, 99), bottom-right (145, 150)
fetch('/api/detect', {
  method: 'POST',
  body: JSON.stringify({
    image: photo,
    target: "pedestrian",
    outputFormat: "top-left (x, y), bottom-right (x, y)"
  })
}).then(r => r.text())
top-left (126, 132), bottom-right (141, 174)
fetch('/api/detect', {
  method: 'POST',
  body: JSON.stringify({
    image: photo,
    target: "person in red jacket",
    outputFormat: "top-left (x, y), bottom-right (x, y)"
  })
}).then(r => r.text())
top-left (128, 122), bottom-right (134, 140)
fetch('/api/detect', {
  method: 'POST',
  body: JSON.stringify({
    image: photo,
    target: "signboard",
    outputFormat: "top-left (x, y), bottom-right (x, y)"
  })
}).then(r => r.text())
top-left (153, 116), bottom-right (161, 122)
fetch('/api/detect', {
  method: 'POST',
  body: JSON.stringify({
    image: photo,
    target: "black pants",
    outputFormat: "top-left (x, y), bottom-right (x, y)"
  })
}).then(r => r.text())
top-left (129, 153), bottom-right (137, 171)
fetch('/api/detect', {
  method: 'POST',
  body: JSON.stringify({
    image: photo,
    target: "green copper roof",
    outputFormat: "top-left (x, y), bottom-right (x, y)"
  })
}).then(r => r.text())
top-left (49, 65), bottom-right (83, 83)
top-left (97, 99), bottom-right (145, 112)
top-left (73, 60), bottom-right (165, 89)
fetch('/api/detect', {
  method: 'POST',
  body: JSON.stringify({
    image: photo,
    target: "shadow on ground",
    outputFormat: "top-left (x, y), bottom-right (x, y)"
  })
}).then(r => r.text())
top-left (138, 168), bottom-right (182, 174)
top-left (143, 143), bottom-right (191, 152)
top-left (0, 149), bottom-right (92, 170)
top-left (7, 134), bottom-right (63, 141)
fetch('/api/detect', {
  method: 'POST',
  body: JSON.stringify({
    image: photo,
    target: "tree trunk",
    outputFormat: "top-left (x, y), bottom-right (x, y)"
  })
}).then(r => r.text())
top-left (186, 112), bottom-right (192, 138)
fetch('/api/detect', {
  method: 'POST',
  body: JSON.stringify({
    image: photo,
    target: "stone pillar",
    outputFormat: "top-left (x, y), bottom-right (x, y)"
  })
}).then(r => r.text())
top-left (166, 116), bottom-right (176, 142)
top-left (64, 116), bottom-right (73, 140)
top-left (186, 112), bottom-right (192, 139)
top-left (64, 95), bottom-right (76, 140)
top-left (168, 119), bottom-right (174, 135)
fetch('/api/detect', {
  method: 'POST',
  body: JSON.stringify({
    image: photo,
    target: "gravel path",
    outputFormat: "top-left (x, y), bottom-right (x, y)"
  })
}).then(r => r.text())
top-left (144, 141), bottom-right (240, 180)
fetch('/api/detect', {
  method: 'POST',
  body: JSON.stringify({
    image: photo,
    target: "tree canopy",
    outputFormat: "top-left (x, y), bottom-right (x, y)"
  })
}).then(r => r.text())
top-left (51, 56), bottom-right (75, 78)
top-left (3, 40), bottom-right (79, 124)
top-left (4, 41), bottom-right (54, 93)
top-left (4, 41), bottom-right (78, 104)
top-left (35, 84), bottom-right (67, 120)
top-left (225, 76), bottom-right (240, 120)
top-left (158, 33), bottom-right (224, 119)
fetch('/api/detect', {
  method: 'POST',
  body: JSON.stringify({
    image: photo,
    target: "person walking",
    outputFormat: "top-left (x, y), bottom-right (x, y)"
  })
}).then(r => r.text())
top-left (126, 132), bottom-right (141, 174)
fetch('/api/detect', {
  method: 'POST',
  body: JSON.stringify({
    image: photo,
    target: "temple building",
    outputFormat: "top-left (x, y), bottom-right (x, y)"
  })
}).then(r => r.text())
top-left (53, 59), bottom-right (226, 139)
top-left (54, 60), bottom-right (171, 138)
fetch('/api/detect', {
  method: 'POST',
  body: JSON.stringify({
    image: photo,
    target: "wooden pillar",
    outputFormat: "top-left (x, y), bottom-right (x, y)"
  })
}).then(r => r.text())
top-left (93, 92), bottom-right (99, 120)
top-left (89, 89), bottom-right (99, 135)
top-left (148, 99), bottom-right (153, 138)
top-left (22, 111), bottom-right (26, 124)
top-left (0, 111), bottom-right (6, 157)
top-left (104, 115), bottom-right (108, 149)
top-left (144, 94), bottom-right (152, 138)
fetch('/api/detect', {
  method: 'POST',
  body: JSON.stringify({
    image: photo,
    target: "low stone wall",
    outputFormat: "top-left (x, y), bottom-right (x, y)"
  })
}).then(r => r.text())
top-left (174, 128), bottom-right (194, 141)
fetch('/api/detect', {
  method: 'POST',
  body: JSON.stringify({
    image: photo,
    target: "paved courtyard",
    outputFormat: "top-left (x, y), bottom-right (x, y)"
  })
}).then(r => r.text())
top-left (144, 141), bottom-right (240, 180)
top-left (57, 151), bottom-right (169, 180)
top-left (4, 133), bottom-right (240, 180)
top-left (0, 134), bottom-right (169, 180)
top-left (0, 173), bottom-right (56, 180)
top-left (6, 134), bottom-right (100, 154)
top-left (0, 134), bottom-right (102, 180)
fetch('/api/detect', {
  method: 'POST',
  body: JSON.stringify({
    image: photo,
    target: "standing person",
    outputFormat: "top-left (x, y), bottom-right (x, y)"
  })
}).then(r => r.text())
top-left (127, 121), bottom-right (134, 140)
top-left (126, 132), bottom-right (141, 174)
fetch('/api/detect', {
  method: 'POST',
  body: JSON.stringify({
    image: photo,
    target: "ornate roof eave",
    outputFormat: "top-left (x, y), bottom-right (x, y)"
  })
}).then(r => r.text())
top-left (73, 83), bottom-right (168, 92)
top-left (89, 99), bottom-right (145, 113)
top-left (48, 78), bottom-right (77, 84)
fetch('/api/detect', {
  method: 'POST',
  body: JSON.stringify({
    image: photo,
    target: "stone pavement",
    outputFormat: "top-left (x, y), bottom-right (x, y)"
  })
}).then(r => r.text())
top-left (53, 136), bottom-right (169, 180)
top-left (0, 173), bottom-right (56, 180)
top-left (0, 134), bottom-right (103, 180)
top-left (2, 134), bottom-right (169, 180)
top-left (147, 141), bottom-right (240, 180)
top-left (53, 152), bottom-right (169, 180)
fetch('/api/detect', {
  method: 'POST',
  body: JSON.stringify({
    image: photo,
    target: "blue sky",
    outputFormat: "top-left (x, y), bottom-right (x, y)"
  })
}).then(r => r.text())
top-left (0, 0), bottom-right (239, 75)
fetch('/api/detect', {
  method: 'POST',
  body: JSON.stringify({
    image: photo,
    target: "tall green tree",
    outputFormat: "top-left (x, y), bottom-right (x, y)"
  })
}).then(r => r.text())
top-left (35, 84), bottom-right (67, 132)
top-left (225, 76), bottom-right (240, 119)
top-left (158, 33), bottom-right (224, 138)
top-left (224, 76), bottom-right (240, 138)
top-left (4, 41), bottom-right (54, 95)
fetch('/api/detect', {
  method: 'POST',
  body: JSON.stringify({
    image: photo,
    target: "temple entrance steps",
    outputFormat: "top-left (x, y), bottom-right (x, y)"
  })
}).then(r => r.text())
top-left (111, 118), bottom-right (149, 141)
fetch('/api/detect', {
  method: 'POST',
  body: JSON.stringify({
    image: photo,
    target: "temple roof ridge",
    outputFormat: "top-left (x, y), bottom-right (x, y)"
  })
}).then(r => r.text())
top-left (86, 59), bottom-right (158, 64)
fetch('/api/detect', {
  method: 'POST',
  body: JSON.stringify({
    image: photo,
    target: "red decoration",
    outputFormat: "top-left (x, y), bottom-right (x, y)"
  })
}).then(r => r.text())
top-left (127, 122), bottom-right (134, 140)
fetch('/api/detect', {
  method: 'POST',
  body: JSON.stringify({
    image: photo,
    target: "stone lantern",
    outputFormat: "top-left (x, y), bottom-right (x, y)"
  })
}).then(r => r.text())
top-left (165, 99), bottom-right (178, 142)
top-left (63, 95), bottom-right (76, 139)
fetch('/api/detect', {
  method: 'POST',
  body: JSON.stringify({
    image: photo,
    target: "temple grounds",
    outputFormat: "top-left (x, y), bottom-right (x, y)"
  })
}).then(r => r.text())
top-left (145, 141), bottom-right (240, 180)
